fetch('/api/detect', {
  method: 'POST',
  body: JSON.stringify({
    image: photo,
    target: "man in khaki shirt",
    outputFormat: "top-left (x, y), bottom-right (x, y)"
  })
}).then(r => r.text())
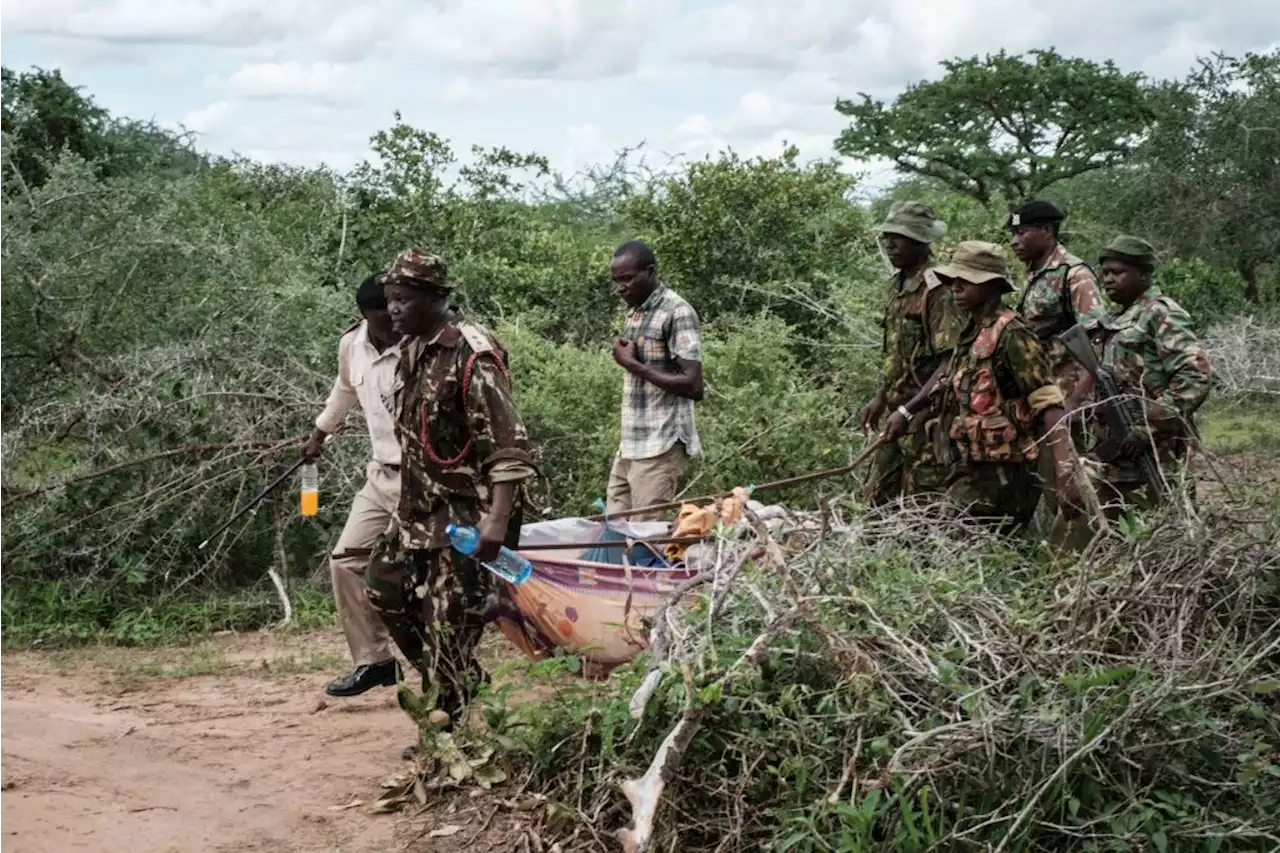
top-left (302, 273), bottom-right (403, 697)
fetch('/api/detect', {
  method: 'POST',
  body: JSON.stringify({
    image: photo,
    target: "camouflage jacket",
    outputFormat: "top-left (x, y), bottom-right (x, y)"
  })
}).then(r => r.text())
top-left (1017, 245), bottom-right (1104, 373)
top-left (881, 267), bottom-right (968, 410)
top-left (392, 318), bottom-right (538, 549)
top-left (1092, 287), bottom-right (1212, 477)
top-left (948, 309), bottom-right (1065, 464)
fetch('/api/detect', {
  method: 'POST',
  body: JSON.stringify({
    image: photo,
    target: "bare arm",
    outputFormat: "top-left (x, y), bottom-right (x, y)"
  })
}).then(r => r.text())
top-left (305, 333), bottom-right (358, 456)
top-left (615, 345), bottom-right (704, 401)
top-left (881, 358), bottom-right (949, 441)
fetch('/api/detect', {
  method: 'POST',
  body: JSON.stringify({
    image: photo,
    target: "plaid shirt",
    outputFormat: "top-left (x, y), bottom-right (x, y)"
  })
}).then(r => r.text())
top-left (618, 284), bottom-right (702, 460)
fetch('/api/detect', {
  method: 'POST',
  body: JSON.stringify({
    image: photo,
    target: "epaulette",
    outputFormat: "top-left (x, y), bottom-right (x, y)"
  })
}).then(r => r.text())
top-left (923, 269), bottom-right (944, 291)
top-left (457, 321), bottom-right (495, 355)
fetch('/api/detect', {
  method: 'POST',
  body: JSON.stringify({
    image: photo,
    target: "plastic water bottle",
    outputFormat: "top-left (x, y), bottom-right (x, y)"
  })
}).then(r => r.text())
top-left (445, 523), bottom-right (532, 585)
top-left (299, 462), bottom-right (319, 517)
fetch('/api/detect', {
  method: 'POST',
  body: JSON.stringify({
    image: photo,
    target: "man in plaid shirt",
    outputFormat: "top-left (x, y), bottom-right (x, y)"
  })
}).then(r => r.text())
top-left (606, 240), bottom-right (704, 519)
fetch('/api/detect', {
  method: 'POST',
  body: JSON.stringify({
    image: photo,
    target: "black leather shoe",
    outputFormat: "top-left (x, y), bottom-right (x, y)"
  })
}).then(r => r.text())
top-left (325, 660), bottom-right (399, 697)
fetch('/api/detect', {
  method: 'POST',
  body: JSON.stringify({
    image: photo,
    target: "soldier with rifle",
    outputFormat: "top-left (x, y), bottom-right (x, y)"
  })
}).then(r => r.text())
top-left (1058, 236), bottom-right (1213, 511)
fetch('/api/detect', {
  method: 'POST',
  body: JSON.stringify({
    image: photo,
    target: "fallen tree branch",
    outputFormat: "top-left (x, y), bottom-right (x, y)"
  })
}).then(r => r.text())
top-left (2, 437), bottom-right (302, 508)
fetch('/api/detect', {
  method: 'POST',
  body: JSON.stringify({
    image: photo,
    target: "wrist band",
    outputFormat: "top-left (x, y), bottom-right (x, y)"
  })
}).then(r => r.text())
top-left (897, 405), bottom-right (913, 422)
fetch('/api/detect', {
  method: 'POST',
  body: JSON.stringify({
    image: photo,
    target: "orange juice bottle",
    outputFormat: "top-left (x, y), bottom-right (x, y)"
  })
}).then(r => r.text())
top-left (299, 462), bottom-right (319, 517)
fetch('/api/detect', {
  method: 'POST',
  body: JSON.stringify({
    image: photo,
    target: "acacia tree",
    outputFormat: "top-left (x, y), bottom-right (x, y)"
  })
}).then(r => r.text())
top-left (1127, 51), bottom-right (1280, 303)
top-left (834, 49), bottom-right (1156, 209)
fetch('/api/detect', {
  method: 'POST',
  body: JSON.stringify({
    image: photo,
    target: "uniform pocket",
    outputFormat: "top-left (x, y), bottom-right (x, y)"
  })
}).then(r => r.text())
top-left (978, 415), bottom-right (1019, 462)
top-left (951, 414), bottom-right (1020, 462)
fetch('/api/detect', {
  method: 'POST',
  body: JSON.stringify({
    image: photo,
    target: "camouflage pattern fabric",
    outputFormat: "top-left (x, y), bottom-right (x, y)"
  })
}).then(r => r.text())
top-left (1017, 245), bottom-right (1104, 396)
top-left (365, 316), bottom-right (536, 710)
top-left (865, 268), bottom-right (968, 505)
top-left (391, 320), bottom-right (537, 549)
top-left (365, 532), bottom-right (493, 715)
top-left (388, 249), bottom-right (451, 292)
top-left (948, 309), bottom-right (1059, 465)
top-left (942, 309), bottom-right (1065, 529)
top-left (945, 462), bottom-right (1040, 532)
top-left (1091, 287), bottom-right (1212, 485)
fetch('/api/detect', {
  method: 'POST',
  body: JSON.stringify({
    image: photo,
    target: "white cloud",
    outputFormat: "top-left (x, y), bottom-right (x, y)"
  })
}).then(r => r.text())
top-left (561, 122), bottom-right (616, 173)
top-left (429, 75), bottom-right (554, 106)
top-left (211, 61), bottom-right (367, 103)
top-left (676, 114), bottom-right (715, 137)
top-left (677, 0), bottom-right (1280, 89)
top-left (4, 0), bottom-right (296, 46)
top-left (2, 0), bottom-right (402, 61)
top-left (7, 0), bottom-right (1278, 187)
top-left (400, 0), bottom-right (668, 79)
top-left (182, 101), bottom-right (234, 135)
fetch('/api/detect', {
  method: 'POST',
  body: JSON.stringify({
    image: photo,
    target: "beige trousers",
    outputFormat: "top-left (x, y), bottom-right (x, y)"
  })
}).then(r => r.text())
top-left (330, 460), bottom-right (399, 666)
top-left (605, 443), bottom-right (691, 521)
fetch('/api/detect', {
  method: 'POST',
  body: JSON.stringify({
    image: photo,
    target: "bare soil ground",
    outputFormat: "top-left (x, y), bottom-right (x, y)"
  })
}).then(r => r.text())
top-left (1, 629), bottom-right (536, 853)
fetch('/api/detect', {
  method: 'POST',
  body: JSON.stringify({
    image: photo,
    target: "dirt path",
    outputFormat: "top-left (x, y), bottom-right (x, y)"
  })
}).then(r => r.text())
top-left (0, 629), bottom-right (500, 853)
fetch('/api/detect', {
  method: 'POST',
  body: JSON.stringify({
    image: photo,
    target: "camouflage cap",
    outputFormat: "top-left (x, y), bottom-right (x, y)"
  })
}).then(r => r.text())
top-left (387, 249), bottom-right (451, 292)
top-left (878, 201), bottom-right (947, 244)
top-left (934, 241), bottom-right (1014, 293)
top-left (1099, 235), bottom-right (1157, 270)
top-left (1006, 199), bottom-right (1065, 230)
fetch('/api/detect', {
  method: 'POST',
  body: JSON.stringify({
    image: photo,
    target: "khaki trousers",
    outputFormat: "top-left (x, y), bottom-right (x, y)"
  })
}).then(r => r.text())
top-left (330, 461), bottom-right (399, 667)
top-left (605, 443), bottom-right (690, 521)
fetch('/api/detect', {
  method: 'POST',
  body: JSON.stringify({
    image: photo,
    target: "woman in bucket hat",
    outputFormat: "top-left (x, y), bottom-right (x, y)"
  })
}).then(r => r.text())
top-left (883, 241), bottom-right (1080, 530)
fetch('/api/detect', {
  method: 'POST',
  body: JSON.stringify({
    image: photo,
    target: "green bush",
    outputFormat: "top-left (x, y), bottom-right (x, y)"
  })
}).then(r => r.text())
top-left (449, 507), bottom-right (1280, 852)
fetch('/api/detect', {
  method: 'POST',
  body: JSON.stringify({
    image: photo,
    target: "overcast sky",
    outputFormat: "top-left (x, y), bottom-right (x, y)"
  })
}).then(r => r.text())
top-left (4, 0), bottom-right (1278, 185)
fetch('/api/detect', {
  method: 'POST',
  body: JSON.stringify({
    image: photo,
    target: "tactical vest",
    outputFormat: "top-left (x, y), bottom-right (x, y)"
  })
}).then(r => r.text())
top-left (949, 310), bottom-right (1040, 464)
top-left (1017, 259), bottom-right (1093, 340)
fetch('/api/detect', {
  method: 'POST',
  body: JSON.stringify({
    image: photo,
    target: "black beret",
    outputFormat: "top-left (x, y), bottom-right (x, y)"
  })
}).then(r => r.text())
top-left (1006, 200), bottom-right (1065, 230)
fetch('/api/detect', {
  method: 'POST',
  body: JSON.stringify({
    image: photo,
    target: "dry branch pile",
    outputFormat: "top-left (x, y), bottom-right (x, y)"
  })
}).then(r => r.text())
top-left (418, 498), bottom-right (1280, 852)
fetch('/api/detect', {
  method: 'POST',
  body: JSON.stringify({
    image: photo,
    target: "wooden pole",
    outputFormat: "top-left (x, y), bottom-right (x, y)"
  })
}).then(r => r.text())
top-left (584, 438), bottom-right (883, 523)
top-left (516, 535), bottom-right (711, 553)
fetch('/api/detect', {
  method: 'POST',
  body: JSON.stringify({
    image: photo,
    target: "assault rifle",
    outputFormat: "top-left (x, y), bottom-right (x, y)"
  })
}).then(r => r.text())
top-left (1058, 323), bottom-right (1168, 504)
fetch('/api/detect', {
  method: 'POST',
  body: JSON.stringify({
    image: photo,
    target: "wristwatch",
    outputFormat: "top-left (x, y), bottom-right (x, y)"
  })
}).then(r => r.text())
top-left (897, 405), bottom-right (913, 422)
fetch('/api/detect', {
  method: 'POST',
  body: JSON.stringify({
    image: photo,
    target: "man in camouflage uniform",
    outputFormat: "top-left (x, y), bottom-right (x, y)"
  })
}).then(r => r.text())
top-left (1079, 236), bottom-right (1213, 509)
top-left (1007, 200), bottom-right (1105, 395)
top-left (364, 249), bottom-right (538, 735)
top-left (858, 201), bottom-right (968, 505)
top-left (1007, 200), bottom-right (1105, 528)
top-left (884, 242), bottom-right (1079, 530)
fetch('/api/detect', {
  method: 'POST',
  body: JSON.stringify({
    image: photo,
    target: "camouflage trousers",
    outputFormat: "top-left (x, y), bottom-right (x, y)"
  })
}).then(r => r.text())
top-left (364, 534), bottom-right (494, 717)
top-left (945, 462), bottom-right (1041, 533)
top-left (864, 416), bottom-right (952, 507)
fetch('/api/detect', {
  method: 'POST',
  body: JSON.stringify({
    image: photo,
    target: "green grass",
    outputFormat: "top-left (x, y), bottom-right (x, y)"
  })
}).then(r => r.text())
top-left (1197, 393), bottom-right (1280, 455)
top-left (1, 580), bottom-right (337, 648)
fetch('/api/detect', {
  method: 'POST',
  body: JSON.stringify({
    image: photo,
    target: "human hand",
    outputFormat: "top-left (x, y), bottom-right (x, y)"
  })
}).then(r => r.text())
top-left (475, 512), bottom-right (508, 564)
top-left (858, 391), bottom-right (887, 434)
top-left (881, 409), bottom-right (909, 442)
top-left (300, 429), bottom-right (327, 459)
top-left (611, 337), bottom-right (639, 368)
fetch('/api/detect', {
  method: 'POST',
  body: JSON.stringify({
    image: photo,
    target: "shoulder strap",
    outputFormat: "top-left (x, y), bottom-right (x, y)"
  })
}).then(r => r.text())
top-left (458, 321), bottom-right (495, 355)
top-left (1059, 261), bottom-right (1095, 327)
top-left (923, 269), bottom-right (945, 291)
top-left (420, 324), bottom-right (510, 471)
top-left (972, 310), bottom-right (1017, 359)
top-left (340, 317), bottom-right (362, 337)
